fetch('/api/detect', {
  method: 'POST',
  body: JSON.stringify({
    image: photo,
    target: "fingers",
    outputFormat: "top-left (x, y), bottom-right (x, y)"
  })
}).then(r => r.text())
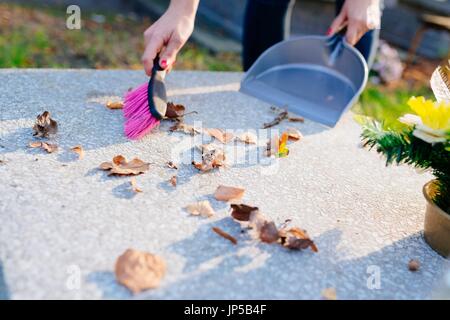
top-left (328, 12), bottom-right (346, 36)
top-left (159, 35), bottom-right (184, 70)
top-left (142, 34), bottom-right (165, 76)
top-left (345, 22), bottom-right (366, 46)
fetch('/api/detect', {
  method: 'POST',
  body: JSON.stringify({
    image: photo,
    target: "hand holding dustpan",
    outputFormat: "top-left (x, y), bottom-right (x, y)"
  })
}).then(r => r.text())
top-left (240, 30), bottom-right (368, 127)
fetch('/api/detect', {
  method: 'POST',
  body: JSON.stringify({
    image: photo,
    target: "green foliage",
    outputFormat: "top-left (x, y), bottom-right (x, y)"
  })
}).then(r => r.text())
top-left (361, 120), bottom-right (450, 214)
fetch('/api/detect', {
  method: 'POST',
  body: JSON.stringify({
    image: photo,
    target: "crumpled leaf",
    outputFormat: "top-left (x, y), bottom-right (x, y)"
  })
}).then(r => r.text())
top-left (285, 128), bottom-right (303, 142)
top-left (114, 248), bottom-right (166, 294)
top-left (205, 128), bottom-right (234, 144)
top-left (33, 111), bottom-right (58, 138)
top-left (106, 101), bottom-right (123, 109)
top-left (212, 227), bottom-right (237, 245)
top-left (214, 185), bottom-right (245, 202)
top-left (408, 259), bottom-right (420, 272)
top-left (28, 141), bottom-right (58, 153)
top-left (130, 177), bottom-right (143, 193)
top-left (70, 145), bottom-right (84, 160)
top-left (279, 227), bottom-right (318, 252)
top-left (169, 175), bottom-right (177, 187)
top-left (192, 144), bottom-right (226, 172)
top-left (259, 221), bottom-right (280, 243)
top-left (165, 102), bottom-right (185, 119)
top-left (170, 122), bottom-right (201, 135)
top-left (230, 204), bottom-right (259, 221)
top-left (186, 200), bottom-right (215, 217)
top-left (166, 161), bottom-right (178, 170)
top-left (99, 155), bottom-right (150, 176)
top-left (236, 132), bottom-right (257, 144)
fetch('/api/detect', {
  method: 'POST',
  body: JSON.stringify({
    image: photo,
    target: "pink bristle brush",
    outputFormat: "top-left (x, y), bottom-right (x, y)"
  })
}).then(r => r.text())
top-left (123, 56), bottom-right (167, 139)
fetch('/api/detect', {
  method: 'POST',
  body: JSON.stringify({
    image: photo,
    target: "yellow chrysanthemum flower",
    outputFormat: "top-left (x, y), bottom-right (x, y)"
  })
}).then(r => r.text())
top-left (407, 96), bottom-right (450, 131)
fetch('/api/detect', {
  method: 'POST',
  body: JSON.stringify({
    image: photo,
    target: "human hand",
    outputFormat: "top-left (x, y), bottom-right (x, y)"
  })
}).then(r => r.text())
top-left (142, 0), bottom-right (199, 75)
top-left (328, 0), bottom-right (381, 46)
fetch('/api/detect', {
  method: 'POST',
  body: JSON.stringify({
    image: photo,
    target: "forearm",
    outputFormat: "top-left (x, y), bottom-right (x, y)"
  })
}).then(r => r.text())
top-left (168, 0), bottom-right (200, 18)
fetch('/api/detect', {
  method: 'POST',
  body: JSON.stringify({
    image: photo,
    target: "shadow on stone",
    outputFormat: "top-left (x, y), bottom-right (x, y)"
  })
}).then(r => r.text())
top-left (0, 261), bottom-right (10, 300)
top-left (86, 271), bottom-right (131, 299)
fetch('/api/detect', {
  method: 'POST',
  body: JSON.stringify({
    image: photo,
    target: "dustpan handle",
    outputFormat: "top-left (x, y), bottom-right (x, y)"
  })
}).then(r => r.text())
top-left (326, 27), bottom-right (347, 66)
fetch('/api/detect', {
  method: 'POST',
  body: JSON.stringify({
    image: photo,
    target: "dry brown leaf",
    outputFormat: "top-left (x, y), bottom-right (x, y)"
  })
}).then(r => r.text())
top-left (130, 177), bottom-right (143, 193)
top-left (115, 248), bottom-right (165, 294)
top-left (70, 145), bottom-right (84, 160)
top-left (286, 128), bottom-right (303, 142)
top-left (165, 102), bottom-right (185, 119)
top-left (230, 204), bottom-right (259, 221)
top-left (186, 200), bottom-right (215, 217)
top-left (28, 141), bottom-right (58, 153)
top-left (288, 116), bottom-right (305, 123)
top-left (166, 161), bottom-right (178, 170)
top-left (192, 144), bottom-right (226, 172)
top-left (170, 122), bottom-right (201, 135)
top-left (206, 128), bottom-right (234, 144)
top-left (33, 111), bottom-right (58, 138)
top-left (259, 221), bottom-right (280, 243)
top-left (99, 155), bottom-right (150, 176)
top-left (169, 175), bottom-right (177, 187)
top-left (214, 185), bottom-right (245, 202)
top-left (212, 227), bottom-right (238, 245)
top-left (321, 288), bottom-right (337, 300)
top-left (236, 132), bottom-right (257, 144)
top-left (408, 259), bottom-right (420, 272)
top-left (279, 227), bottom-right (318, 252)
top-left (106, 101), bottom-right (124, 109)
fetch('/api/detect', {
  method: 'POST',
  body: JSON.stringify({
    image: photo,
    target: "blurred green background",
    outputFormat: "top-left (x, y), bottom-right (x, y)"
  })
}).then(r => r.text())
top-left (0, 1), bottom-right (447, 126)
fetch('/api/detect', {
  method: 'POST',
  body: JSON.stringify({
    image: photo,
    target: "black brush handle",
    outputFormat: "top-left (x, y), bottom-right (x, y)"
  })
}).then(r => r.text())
top-left (147, 55), bottom-right (167, 120)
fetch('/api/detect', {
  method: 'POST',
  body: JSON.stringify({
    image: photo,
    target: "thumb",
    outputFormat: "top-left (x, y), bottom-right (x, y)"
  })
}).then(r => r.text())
top-left (328, 12), bottom-right (346, 36)
top-left (159, 36), bottom-right (184, 69)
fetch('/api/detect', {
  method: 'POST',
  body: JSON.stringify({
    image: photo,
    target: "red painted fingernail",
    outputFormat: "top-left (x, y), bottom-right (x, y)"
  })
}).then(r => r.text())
top-left (326, 28), bottom-right (332, 36)
top-left (160, 59), bottom-right (168, 68)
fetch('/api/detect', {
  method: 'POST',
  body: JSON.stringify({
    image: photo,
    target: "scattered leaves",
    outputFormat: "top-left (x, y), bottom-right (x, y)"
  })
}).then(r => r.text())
top-left (106, 101), bottom-right (124, 109)
top-left (236, 132), bottom-right (257, 144)
top-left (165, 102), bottom-right (185, 119)
top-left (115, 248), bottom-right (166, 294)
top-left (99, 155), bottom-right (150, 176)
top-left (169, 175), bottom-right (177, 187)
top-left (259, 221), bottom-right (280, 243)
top-left (212, 227), bottom-right (237, 245)
top-left (214, 185), bottom-right (245, 202)
top-left (33, 111), bottom-right (58, 138)
top-left (166, 161), bottom-right (178, 170)
top-left (186, 200), bottom-right (215, 218)
top-left (28, 141), bottom-right (58, 153)
top-left (230, 204), bottom-right (259, 221)
top-left (205, 128), bottom-right (234, 144)
top-left (321, 288), bottom-right (337, 300)
top-left (130, 177), bottom-right (143, 193)
top-left (288, 116), bottom-right (305, 123)
top-left (170, 122), bottom-right (201, 135)
top-left (192, 144), bottom-right (226, 172)
top-left (408, 259), bottom-right (420, 272)
top-left (70, 145), bottom-right (84, 160)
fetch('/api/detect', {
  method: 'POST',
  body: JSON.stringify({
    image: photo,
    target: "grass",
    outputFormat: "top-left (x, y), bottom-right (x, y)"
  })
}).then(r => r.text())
top-left (0, 3), bottom-right (241, 71)
top-left (0, 2), bottom-right (437, 124)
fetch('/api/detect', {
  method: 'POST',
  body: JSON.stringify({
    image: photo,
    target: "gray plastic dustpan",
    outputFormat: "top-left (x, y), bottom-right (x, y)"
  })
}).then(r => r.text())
top-left (240, 34), bottom-right (368, 127)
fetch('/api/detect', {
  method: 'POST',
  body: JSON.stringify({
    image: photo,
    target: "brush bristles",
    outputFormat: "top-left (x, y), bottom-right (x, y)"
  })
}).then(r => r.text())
top-left (123, 83), bottom-right (160, 139)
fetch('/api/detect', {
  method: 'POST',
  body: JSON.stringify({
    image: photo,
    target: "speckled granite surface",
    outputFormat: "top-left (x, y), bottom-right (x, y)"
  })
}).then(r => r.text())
top-left (0, 69), bottom-right (448, 300)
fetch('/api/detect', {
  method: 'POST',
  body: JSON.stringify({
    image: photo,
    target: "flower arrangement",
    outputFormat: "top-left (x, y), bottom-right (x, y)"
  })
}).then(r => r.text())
top-left (359, 64), bottom-right (450, 215)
